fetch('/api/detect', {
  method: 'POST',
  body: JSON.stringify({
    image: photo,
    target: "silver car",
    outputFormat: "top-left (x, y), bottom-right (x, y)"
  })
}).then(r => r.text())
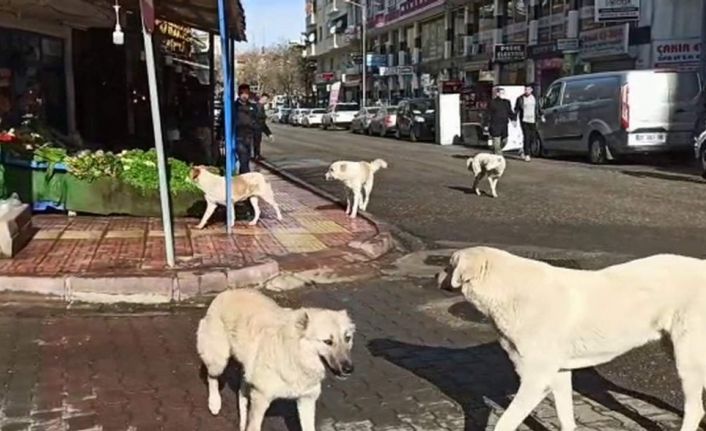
top-left (537, 69), bottom-right (702, 164)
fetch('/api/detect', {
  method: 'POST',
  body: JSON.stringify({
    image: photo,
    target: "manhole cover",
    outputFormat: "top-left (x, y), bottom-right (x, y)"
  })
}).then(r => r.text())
top-left (424, 255), bottom-right (450, 266)
top-left (448, 301), bottom-right (490, 324)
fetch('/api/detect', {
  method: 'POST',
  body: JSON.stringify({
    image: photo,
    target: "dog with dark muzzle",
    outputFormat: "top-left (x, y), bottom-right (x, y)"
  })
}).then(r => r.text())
top-left (197, 289), bottom-right (355, 431)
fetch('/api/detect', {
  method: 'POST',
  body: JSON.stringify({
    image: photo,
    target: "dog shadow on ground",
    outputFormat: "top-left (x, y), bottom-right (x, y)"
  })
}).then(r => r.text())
top-left (447, 185), bottom-right (496, 198)
top-left (200, 360), bottom-right (303, 430)
top-left (367, 339), bottom-right (681, 431)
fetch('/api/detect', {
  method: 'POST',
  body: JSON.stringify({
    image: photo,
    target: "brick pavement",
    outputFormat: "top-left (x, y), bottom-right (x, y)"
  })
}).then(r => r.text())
top-left (0, 171), bottom-right (378, 278)
top-left (0, 280), bottom-right (687, 431)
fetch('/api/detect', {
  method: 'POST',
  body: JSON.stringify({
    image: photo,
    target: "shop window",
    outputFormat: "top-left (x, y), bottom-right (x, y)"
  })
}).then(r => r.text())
top-left (506, 0), bottom-right (528, 43)
top-left (0, 28), bottom-right (66, 133)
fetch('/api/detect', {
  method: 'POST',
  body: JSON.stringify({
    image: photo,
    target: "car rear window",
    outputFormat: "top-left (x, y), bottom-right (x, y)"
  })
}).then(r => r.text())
top-left (312, 109), bottom-right (326, 114)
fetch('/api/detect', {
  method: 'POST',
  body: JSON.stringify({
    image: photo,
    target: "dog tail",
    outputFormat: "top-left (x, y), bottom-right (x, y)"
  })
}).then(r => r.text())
top-left (466, 156), bottom-right (481, 175)
top-left (196, 313), bottom-right (230, 378)
top-left (370, 159), bottom-right (388, 173)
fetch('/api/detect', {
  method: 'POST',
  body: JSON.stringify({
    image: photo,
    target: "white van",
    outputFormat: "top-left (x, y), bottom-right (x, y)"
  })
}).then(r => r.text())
top-left (537, 69), bottom-right (702, 164)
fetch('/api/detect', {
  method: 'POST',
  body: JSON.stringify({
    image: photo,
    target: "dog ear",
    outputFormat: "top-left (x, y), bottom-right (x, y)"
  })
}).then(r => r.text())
top-left (450, 249), bottom-right (489, 289)
top-left (295, 311), bottom-right (309, 332)
top-left (190, 166), bottom-right (201, 180)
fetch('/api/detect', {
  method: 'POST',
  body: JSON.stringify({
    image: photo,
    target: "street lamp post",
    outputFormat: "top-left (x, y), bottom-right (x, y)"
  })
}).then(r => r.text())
top-left (346, 0), bottom-right (367, 108)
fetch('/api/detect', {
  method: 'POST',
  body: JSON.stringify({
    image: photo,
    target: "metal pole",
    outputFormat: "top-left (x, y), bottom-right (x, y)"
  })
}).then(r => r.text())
top-left (140, 4), bottom-right (176, 267)
top-left (701, 0), bottom-right (706, 85)
top-left (217, 0), bottom-right (235, 232)
top-left (362, 1), bottom-right (367, 107)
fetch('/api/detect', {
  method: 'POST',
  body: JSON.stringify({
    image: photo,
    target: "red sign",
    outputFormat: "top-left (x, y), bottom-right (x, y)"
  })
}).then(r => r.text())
top-left (139, 0), bottom-right (155, 33)
top-left (441, 80), bottom-right (463, 94)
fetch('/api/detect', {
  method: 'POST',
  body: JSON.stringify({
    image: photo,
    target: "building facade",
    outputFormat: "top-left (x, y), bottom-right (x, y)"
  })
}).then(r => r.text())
top-left (304, 0), bottom-right (365, 105)
top-left (306, 0), bottom-right (703, 106)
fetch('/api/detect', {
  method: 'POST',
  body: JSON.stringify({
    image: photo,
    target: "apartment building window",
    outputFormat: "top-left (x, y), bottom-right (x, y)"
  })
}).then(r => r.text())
top-left (506, 0), bottom-right (528, 43)
top-left (539, 0), bottom-right (568, 43)
top-left (477, 0), bottom-right (495, 54)
top-left (452, 9), bottom-right (466, 57)
top-left (421, 18), bottom-right (445, 62)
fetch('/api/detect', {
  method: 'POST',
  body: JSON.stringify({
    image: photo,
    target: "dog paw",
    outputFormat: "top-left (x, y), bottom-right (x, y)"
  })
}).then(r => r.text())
top-left (208, 395), bottom-right (222, 415)
top-left (492, 193), bottom-right (498, 198)
top-left (247, 220), bottom-right (257, 226)
top-left (474, 189), bottom-right (481, 196)
top-left (194, 225), bottom-right (205, 230)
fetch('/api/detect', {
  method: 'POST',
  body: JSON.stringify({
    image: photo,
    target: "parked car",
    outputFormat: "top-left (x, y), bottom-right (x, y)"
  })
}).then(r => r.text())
top-left (301, 108), bottom-right (327, 127)
top-left (369, 106), bottom-right (399, 137)
top-left (396, 99), bottom-right (436, 141)
top-left (350, 107), bottom-right (380, 134)
top-left (288, 108), bottom-right (305, 126)
top-left (537, 69), bottom-right (702, 164)
top-left (279, 108), bottom-right (292, 124)
top-left (322, 103), bottom-right (360, 130)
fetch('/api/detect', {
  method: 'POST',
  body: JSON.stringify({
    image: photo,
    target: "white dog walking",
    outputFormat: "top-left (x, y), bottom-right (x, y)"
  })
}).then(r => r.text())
top-left (466, 153), bottom-right (506, 198)
top-left (197, 289), bottom-right (356, 431)
top-left (324, 159), bottom-right (388, 218)
top-left (444, 246), bottom-right (706, 431)
top-left (189, 166), bottom-right (282, 229)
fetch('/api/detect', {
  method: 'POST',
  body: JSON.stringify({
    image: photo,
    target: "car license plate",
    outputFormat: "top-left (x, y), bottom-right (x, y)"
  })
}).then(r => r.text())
top-left (634, 133), bottom-right (666, 143)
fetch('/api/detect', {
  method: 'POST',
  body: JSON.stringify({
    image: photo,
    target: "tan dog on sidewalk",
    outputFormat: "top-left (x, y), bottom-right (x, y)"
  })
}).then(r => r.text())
top-left (197, 289), bottom-right (356, 431)
top-left (324, 159), bottom-right (388, 218)
top-left (189, 166), bottom-right (282, 229)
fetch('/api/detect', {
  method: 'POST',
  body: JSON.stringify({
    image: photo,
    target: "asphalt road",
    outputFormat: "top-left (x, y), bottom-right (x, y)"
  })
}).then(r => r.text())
top-left (263, 124), bottom-right (706, 258)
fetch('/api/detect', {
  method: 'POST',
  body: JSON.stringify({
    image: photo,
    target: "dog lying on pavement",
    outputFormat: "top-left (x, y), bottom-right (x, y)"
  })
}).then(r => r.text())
top-left (197, 289), bottom-right (356, 431)
top-left (441, 246), bottom-right (706, 431)
top-left (466, 153), bottom-right (506, 198)
top-left (324, 159), bottom-right (388, 218)
top-left (189, 166), bottom-right (282, 229)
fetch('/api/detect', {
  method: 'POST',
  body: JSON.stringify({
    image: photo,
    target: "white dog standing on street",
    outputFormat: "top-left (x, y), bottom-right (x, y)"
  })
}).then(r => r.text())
top-left (189, 166), bottom-right (282, 229)
top-left (442, 246), bottom-right (706, 431)
top-left (196, 289), bottom-right (356, 431)
top-left (324, 159), bottom-right (388, 218)
top-left (466, 153), bottom-right (506, 198)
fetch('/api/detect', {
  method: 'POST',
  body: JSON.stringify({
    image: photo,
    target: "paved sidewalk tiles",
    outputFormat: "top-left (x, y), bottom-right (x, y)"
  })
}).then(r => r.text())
top-left (0, 172), bottom-right (378, 277)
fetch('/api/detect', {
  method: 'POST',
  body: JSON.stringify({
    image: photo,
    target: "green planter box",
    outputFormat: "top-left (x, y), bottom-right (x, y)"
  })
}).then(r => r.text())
top-left (0, 161), bottom-right (204, 217)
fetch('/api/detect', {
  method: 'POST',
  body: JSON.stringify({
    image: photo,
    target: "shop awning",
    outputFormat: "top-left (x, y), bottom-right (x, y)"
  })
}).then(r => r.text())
top-left (0, 0), bottom-right (246, 40)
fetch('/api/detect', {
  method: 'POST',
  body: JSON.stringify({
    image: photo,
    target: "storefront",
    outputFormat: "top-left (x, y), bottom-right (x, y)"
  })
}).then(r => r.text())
top-left (528, 43), bottom-right (563, 94)
top-left (314, 72), bottom-right (337, 106)
top-left (579, 23), bottom-right (634, 73)
top-left (0, 27), bottom-right (67, 134)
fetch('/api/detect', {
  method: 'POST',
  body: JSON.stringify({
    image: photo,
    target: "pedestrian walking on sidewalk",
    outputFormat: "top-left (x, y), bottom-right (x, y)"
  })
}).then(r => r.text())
top-left (253, 93), bottom-right (274, 161)
top-left (235, 84), bottom-right (257, 174)
top-left (515, 84), bottom-right (540, 162)
top-left (485, 87), bottom-right (516, 155)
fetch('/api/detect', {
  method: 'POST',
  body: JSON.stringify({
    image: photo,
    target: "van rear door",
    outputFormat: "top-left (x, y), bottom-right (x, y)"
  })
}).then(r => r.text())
top-left (626, 71), bottom-right (700, 147)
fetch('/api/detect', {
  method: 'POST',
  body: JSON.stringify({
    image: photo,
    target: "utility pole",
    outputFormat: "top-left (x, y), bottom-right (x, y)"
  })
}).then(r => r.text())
top-left (701, 0), bottom-right (706, 82)
top-left (362, 0), bottom-right (367, 108)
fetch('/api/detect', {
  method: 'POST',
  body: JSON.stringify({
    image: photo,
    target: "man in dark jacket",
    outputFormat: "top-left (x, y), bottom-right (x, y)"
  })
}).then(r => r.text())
top-left (514, 84), bottom-right (540, 162)
top-left (253, 93), bottom-right (274, 161)
top-left (485, 87), bottom-right (516, 154)
top-left (235, 84), bottom-right (257, 174)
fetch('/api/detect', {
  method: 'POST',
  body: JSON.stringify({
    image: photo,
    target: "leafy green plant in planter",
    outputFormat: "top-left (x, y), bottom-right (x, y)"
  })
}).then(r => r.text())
top-left (118, 149), bottom-right (199, 194)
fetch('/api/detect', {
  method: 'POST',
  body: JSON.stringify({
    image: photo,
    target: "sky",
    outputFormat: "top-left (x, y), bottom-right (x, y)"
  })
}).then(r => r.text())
top-left (239, 0), bottom-right (305, 51)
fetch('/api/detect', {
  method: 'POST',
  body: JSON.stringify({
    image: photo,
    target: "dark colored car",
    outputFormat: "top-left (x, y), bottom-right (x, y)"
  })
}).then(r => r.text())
top-left (395, 99), bottom-right (436, 142)
top-left (369, 106), bottom-right (398, 137)
top-left (280, 108), bottom-right (292, 124)
top-left (350, 107), bottom-right (380, 134)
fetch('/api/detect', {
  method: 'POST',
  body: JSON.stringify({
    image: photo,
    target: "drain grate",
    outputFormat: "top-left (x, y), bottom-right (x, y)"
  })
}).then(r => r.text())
top-left (424, 255), bottom-right (450, 267)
